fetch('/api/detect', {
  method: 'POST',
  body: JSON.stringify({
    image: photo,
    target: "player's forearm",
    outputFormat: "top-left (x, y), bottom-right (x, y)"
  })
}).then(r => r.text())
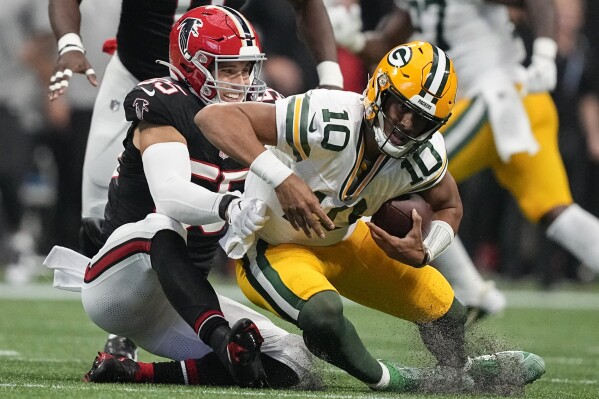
top-left (195, 103), bottom-right (275, 167)
top-left (49, 0), bottom-right (83, 38)
top-left (523, 0), bottom-right (556, 39)
top-left (290, 0), bottom-right (337, 65)
top-left (359, 7), bottom-right (414, 70)
top-left (142, 142), bottom-right (234, 226)
top-left (421, 173), bottom-right (463, 234)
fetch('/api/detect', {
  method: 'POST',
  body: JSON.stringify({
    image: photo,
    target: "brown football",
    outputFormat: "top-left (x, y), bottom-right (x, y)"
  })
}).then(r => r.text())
top-left (371, 193), bottom-right (433, 238)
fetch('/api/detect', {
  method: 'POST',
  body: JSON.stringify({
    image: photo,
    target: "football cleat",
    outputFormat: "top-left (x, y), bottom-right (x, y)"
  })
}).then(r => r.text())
top-left (83, 352), bottom-right (139, 383)
top-left (225, 318), bottom-right (266, 388)
top-left (466, 350), bottom-right (545, 391)
top-left (103, 335), bottom-right (138, 361)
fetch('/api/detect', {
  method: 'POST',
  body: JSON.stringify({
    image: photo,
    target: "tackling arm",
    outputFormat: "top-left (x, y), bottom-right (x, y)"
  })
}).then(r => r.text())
top-left (138, 122), bottom-right (237, 226)
top-left (195, 103), bottom-right (335, 237)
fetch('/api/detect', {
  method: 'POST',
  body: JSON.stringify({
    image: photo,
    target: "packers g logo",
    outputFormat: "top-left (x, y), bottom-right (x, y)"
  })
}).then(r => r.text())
top-left (388, 46), bottom-right (412, 67)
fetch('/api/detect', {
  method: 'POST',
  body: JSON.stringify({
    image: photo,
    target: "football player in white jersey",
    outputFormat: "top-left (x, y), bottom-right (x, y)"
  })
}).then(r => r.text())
top-left (195, 41), bottom-right (545, 393)
top-left (327, 0), bottom-right (599, 322)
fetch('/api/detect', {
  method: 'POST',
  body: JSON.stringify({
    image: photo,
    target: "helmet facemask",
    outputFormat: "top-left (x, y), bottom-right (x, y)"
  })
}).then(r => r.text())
top-left (190, 50), bottom-right (267, 104)
top-left (368, 74), bottom-right (449, 159)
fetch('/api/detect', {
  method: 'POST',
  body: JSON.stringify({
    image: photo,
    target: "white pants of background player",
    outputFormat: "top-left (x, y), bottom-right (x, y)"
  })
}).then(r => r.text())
top-left (82, 52), bottom-right (137, 218)
top-left (45, 213), bottom-right (313, 380)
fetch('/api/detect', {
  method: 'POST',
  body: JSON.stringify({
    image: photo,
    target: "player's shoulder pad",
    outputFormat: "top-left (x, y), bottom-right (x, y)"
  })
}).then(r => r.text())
top-left (259, 87), bottom-right (284, 104)
top-left (124, 77), bottom-right (192, 122)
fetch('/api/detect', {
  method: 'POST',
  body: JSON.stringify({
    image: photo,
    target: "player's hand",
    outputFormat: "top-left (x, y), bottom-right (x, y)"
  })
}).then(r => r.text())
top-left (523, 37), bottom-right (558, 93)
top-left (366, 209), bottom-right (427, 267)
top-left (325, 1), bottom-right (365, 54)
top-left (274, 174), bottom-right (335, 238)
top-left (227, 197), bottom-right (270, 238)
top-left (49, 51), bottom-right (97, 101)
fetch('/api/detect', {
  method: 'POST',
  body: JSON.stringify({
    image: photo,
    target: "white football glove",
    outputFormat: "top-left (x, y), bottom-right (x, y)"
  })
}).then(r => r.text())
top-left (227, 197), bottom-right (269, 239)
top-left (325, 2), bottom-right (365, 53)
top-left (523, 37), bottom-right (558, 93)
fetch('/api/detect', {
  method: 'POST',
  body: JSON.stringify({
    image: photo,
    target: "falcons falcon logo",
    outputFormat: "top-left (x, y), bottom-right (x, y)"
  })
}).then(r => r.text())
top-left (178, 17), bottom-right (204, 61)
top-left (133, 98), bottom-right (150, 120)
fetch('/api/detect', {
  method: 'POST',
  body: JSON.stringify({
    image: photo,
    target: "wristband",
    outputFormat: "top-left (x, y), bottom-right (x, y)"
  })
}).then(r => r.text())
top-left (58, 33), bottom-right (85, 55)
top-left (218, 194), bottom-right (240, 221)
top-left (422, 220), bottom-right (454, 264)
top-left (316, 61), bottom-right (344, 89)
top-left (532, 37), bottom-right (557, 59)
top-left (250, 150), bottom-right (293, 188)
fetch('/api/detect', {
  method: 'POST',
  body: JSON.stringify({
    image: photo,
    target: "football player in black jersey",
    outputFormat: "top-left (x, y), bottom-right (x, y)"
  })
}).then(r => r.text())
top-left (47, 0), bottom-right (342, 369)
top-left (46, 6), bottom-right (318, 389)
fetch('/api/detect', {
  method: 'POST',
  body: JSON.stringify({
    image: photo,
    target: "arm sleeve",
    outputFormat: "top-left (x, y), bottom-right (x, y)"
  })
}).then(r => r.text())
top-left (142, 142), bottom-right (234, 226)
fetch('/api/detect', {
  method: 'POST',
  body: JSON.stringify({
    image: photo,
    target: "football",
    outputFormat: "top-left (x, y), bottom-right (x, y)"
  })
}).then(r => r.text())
top-left (371, 193), bottom-right (433, 238)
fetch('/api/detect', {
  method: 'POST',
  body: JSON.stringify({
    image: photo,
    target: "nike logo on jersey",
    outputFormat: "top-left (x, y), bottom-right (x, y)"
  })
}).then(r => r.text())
top-left (308, 114), bottom-right (317, 133)
top-left (140, 86), bottom-right (155, 96)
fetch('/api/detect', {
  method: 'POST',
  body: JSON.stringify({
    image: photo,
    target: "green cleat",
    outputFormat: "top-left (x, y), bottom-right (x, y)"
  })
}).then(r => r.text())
top-left (374, 362), bottom-right (474, 393)
top-left (466, 350), bottom-right (545, 391)
top-left (376, 361), bottom-right (421, 392)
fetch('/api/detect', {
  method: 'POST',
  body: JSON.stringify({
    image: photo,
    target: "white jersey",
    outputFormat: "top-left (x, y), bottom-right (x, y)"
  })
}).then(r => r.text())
top-left (245, 89), bottom-right (448, 246)
top-left (396, 0), bottom-right (526, 97)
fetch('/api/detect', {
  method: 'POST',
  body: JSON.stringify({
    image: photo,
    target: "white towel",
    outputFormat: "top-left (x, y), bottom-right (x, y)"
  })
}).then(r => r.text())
top-left (43, 246), bottom-right (90, 292)
top-left (475, 69), bottom-right (539, 163)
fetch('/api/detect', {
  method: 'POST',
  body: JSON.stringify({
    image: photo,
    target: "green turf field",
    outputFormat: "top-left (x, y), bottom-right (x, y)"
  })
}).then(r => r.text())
top-left (0, 281), bottom-right (597, 399)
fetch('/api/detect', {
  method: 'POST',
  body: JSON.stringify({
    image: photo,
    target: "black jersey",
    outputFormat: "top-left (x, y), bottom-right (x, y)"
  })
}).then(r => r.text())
top-left (103, 76), bottom-right (281, 269)
top-left (117, 0), bottom-right (246, 81)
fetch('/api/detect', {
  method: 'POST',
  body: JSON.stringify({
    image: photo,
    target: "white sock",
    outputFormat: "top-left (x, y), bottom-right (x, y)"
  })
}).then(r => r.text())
top-left (368, 361), bottom-right (390, 390)
top-left (431, 236), bottom-right (488, 306)
top-left (546, 204), bottom-right (599, 273)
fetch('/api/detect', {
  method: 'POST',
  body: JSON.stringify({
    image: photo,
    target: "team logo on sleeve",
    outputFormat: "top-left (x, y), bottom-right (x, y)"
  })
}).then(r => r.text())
top-left (133, 98), bottom-right (150, 120)
top-left (178, 18), bottom-right (204, 61)
top-left (388, 46), bottom-right (412, 68)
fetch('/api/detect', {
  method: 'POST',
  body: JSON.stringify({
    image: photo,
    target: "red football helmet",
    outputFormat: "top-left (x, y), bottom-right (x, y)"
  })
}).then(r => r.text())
top-left (167, 5), bottom-right (266, 103)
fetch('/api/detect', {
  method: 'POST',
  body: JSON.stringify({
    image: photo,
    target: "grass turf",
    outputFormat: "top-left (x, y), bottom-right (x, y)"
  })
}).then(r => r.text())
top-left (0, 285), bottom-right (597, 399)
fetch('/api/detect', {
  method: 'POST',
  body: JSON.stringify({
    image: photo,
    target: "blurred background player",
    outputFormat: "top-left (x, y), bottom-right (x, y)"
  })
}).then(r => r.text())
top-left (46, 5), bottom-right (318, 388)
top-left (326, 0), bottom-right (599, 322)
top-left (0, 0), bottom-right (51, 283)
top-left (47, 0), bottom-right (343, 360)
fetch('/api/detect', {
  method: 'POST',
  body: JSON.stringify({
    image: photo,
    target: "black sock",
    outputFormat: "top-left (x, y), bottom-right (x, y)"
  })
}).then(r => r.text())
top-left (150, 230), bottom-right (228, 338)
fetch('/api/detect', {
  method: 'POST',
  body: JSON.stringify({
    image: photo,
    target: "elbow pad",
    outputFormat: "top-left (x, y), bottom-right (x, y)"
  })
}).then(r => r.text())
top-left (142, 142), bottom-right (234, 226)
